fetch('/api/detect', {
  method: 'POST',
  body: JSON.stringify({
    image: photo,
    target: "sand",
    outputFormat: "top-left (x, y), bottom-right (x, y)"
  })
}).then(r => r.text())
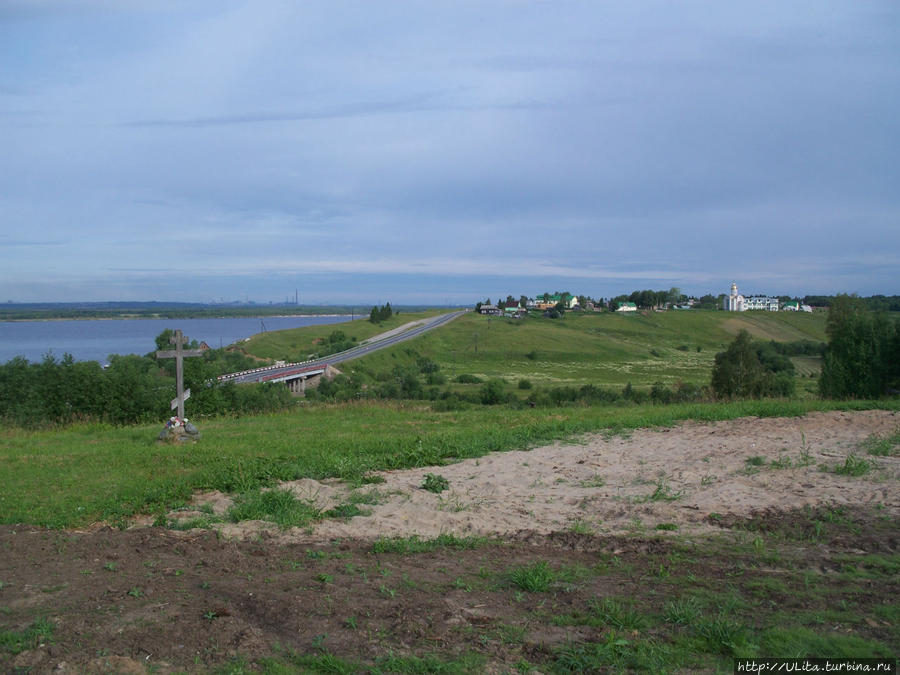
top-left (176, 409), bottom-right (899, 542)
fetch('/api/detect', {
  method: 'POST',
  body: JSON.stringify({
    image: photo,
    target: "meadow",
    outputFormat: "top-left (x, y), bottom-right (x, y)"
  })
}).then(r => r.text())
top-left (1, 397), bottom-right (894, 529)
top-left (2, 308), bottom-right (898, 673)
top-left (240, 308), bottom-right (828, 397)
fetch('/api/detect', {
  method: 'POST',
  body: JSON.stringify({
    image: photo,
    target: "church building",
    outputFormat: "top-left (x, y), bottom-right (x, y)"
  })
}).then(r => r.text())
top-left (724, 283), bottom-right (779, 312)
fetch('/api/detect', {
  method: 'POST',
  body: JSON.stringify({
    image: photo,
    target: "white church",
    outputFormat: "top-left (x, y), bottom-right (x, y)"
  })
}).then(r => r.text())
top-left (724, 283), bottom-right (779, 312)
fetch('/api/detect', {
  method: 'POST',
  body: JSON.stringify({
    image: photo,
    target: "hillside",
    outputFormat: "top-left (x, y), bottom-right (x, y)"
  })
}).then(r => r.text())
top-left (241, 309), bottom-right (828, 393)
top-left (233, 309), bottom-right (446, 362)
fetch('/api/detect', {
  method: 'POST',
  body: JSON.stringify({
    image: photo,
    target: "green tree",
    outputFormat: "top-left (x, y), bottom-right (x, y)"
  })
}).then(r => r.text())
top-left (479, 378), bottom-right (507, 405)
top-left (819, 295), bottom-right (895, 398)
top-left (711, 330), bottom-right (763, 398)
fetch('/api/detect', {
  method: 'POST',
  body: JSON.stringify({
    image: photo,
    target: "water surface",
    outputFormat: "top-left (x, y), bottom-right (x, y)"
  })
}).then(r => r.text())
top-left (0, 315), bottom-right (352, 364)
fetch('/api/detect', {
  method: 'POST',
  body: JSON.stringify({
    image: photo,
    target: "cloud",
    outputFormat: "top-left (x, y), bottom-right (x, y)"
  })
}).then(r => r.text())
top-left (0, 1), bottom-right (898, 303)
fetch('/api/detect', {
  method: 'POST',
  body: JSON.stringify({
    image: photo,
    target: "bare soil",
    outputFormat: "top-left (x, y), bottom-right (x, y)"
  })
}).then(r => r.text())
top-left (1, 410), bottom-right (897, 673)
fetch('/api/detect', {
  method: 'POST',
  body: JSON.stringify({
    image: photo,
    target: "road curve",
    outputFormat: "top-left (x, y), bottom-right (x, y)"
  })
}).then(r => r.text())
top-left (220, 310), bottom-right (467, 384)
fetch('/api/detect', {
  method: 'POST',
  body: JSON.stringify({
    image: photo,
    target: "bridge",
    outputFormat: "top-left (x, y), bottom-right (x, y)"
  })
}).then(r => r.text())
top-left (218, 310), bottom-right (466, 392)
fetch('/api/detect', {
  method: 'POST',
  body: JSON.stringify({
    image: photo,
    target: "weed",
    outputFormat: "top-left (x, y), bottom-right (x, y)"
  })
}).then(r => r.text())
top-left (103, 561), bottom-right (116, 571)
top-left (202, 610), bottom-right (218, 621)
top-left (568, 519), bottom-right (594, 534)
top-left (343, 616), bottom-right (357, 630)
top-left (316, 574), bottom-right (333, 584)
top-left (588, 597), bottom-right (647, 630)
top-left (127, 587), bottom-right (144, 598)
top-left (664, 596), bottom-right (702, 625)
top-left (0, 617), bottom-right (54, 655)
top-left (832, 453), bottom-right (872, 477)
top-left (700, 474), bottom-right (717, 486)
top-left (694, 614), bottom-right (753, 655)
top-left (553, 631), bottom-right (671, 673)
top-left (770, 454), bottom-right (793, 469)
top-left (227, 488), bottom-right (321, 529)
top-left (452, 577), bottom-right (472, 592)
top-left (322, 503), bottom-right (367, 519)
top-left (378, 584), bottom-right (396, 598)
top-left (639, 477), bottom-right (683, 502)
top-left (421, 473), bottom-right (449, 493)
top-left (509, 561), bottom-right (555, 592)
top-left (859, 429), bottom-right (900, 457)
top-left (372, 533), bottom-right (488, 554)
top-left (578, 474), bottom-right (605, 488)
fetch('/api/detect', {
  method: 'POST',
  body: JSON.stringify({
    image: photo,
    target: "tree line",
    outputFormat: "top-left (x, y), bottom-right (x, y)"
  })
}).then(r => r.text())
top-left (711, 295), bottom-right (899, 400)
top-left (0, 331), bottom-right (293, 427)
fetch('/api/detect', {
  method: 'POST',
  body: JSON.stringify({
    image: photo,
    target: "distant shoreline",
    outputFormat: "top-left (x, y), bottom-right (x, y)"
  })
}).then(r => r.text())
top-left (0, 313), bottom-right (355, 323)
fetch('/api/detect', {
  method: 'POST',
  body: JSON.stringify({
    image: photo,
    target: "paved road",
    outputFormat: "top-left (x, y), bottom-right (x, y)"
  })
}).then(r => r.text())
top-left (220, 310), bottom-right (467, 384)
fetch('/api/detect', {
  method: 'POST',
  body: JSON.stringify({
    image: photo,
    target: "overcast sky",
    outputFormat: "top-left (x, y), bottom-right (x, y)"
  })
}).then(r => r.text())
top-left (1, 1), bottom-right (898, 304)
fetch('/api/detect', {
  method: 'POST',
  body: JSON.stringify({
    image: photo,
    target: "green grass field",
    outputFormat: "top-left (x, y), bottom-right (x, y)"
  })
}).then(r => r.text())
top-left (242, 308), bottom-right (828, 392)
top-left (2, 397), bottom-right (894, 529)
top-left (237, 309), bottom-right (447, 362)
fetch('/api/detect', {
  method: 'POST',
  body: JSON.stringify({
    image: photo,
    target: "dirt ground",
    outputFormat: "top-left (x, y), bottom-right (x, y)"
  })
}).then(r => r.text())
top-left (1, 410), bottom-right (898, 673)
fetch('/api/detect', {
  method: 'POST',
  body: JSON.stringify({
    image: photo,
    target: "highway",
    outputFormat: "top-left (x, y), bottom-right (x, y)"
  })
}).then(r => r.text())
top-left (219, 309), bottom-right (467, 384)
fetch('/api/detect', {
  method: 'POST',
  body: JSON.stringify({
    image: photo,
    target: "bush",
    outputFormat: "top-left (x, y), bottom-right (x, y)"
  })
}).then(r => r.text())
top-left (456, 373), bottom-right (483, 384)
top-left (518, 379), bottom-right (533, 390)
top-left (416, 357), bottom-right (440, 374)
top-left (426, 372), bottom-right (447, 386)
top-left (548, 386), bottom-right (579, 404)
top-left (479, 378), bottom-right (507, 405)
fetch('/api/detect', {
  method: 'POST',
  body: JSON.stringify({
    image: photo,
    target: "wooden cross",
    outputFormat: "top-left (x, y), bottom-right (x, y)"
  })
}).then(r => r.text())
top-left (155, 329), bottom-right (204, 419)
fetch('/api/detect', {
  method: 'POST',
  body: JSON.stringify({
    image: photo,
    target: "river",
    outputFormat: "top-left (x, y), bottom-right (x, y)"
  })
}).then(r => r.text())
top-left (0, 315), bottom-right (353, 364)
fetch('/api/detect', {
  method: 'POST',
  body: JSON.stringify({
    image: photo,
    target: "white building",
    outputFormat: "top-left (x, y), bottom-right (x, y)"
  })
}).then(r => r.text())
top-left (724, 283), bottom-right (779, 312)
top-left (724, 283), bottom-right (745, 311)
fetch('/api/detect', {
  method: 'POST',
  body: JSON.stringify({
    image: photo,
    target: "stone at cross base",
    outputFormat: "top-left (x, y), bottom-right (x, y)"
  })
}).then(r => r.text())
top-left (157, 418), bottom-right (201, 444)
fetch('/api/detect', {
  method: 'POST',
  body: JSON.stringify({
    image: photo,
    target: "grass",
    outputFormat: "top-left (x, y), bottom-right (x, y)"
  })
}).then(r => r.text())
top-left (860, 429), bottom-right (900, 457)
top-left (227, 488), bottom-right (321, 529)
top-left (371, 534), bottom-right (490, 554)
top-left (236, 310), bottom-right (446, 363)
top-left (830, 453), bottom-right (873, 477)
top-left (0, 618), bottom-right (54, 655)
top-left (2, 398), bottom-right (897, 528)
top-left (243, 309), bottom-right (827, 392)
top-left (508, 561), bottom-right (555, 592)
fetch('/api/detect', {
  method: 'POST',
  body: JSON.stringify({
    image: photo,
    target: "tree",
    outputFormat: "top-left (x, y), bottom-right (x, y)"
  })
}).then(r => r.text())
top-left (369, 303), bottom-right (393, 323)
top-left (711, 331), bottom-right (762, 398)
top-left (819, 295), bottom-right (896, 398)
top-left (711, 330), bottom-right (796, 399)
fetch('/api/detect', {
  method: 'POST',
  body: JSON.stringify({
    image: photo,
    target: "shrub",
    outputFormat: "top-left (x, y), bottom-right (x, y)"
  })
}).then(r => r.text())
top-left (479, 378), bottom-right (507, 405)
top-left (421, 473), bottom-right (449, 493)
top-left (456, 373), bottom-right (483, 384)
top-left (426, 372), bottom-right (446, 385)
top-left (518, 379), bottom-right (533, 390)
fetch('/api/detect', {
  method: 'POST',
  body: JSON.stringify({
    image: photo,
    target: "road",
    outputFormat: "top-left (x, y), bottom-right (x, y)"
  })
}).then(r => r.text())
top-left (220, 310), bottom-right (467, 384)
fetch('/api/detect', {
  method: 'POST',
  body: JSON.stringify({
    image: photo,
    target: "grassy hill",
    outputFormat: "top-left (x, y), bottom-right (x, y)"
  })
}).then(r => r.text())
top-left (234, 309), bottom-right (447, 362)
top-left (241, 309), bottom-right (828, 394)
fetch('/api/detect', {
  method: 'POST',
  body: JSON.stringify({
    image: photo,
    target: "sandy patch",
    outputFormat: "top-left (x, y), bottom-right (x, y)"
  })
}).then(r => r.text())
top-left (186, 410), bottom-right (899, 542)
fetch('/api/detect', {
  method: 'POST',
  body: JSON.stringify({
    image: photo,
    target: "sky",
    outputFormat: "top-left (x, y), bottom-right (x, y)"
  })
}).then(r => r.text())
top-left (1, 1), bottom-right (898, 305)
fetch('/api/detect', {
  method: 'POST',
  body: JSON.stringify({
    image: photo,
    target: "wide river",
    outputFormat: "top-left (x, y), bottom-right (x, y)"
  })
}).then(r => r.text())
top-left (0, 315), bottom-right (353, 364)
